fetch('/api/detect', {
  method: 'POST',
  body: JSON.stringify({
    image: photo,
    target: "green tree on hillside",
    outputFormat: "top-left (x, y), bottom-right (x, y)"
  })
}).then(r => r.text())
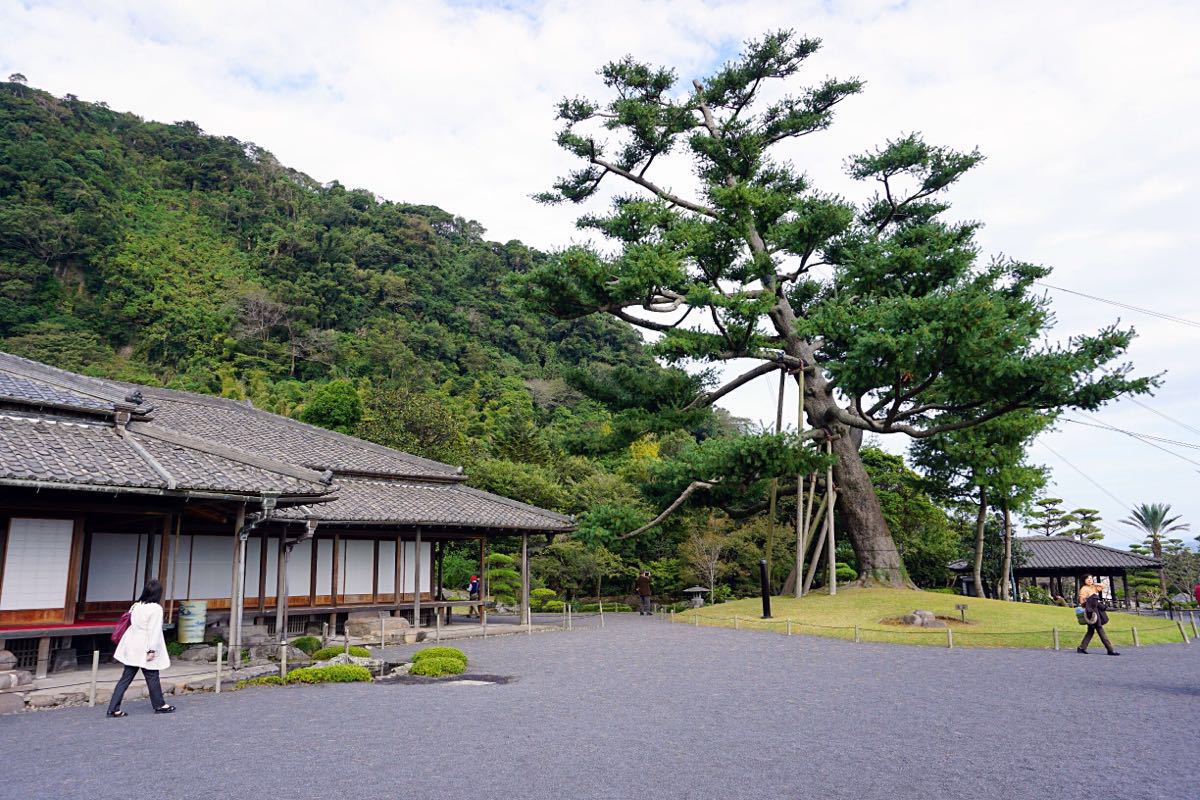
top-left (515, 30), bottom-right (1154, 586)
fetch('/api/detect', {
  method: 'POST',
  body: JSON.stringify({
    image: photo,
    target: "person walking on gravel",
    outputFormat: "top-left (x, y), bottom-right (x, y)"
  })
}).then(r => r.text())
top-left (107, 579), bottom-right (176, 716)
top-left (636, 571), bottom-right (653, 616)
top-left (1077, 575), bottom-right (1119, 656)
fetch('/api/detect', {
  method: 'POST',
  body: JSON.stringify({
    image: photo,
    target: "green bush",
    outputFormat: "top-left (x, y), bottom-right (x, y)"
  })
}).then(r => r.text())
top-left (412, 646), bottom-right (467, 667)
top-left (166, 641), bottom-right (186, 657)
top-left (311, 645), bottom-right (371, 661)
top-left (530, 588), bottom-right (558, 611)
top-left (290, 635), bottom-right (322, 654)
top-left (543, 600), bottom-right (564, 613)
top-left (577, 602), bottom-right (633, 612)
top-left (237, 675), bottom-right (284, 688)
top-left (926, 587), bottom-right (958, 595)
top-left (410, 657), bottom-right (467, 677)
top-left (285, 665), bottom-right (373, 684)
top-left (1023, 585), bottom-right (1053, 605)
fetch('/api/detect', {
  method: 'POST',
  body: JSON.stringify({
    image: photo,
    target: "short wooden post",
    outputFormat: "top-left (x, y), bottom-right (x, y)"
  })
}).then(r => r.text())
top-left (694, 613), bottom-right (699, 627)
top-left (88, 650), bottom-right (99, 707)
top-left (946, 628), bottom-right (954, 649)
top-left (1052, 627), bottom-right (1060, 651)
top-left (1190, 612), bottom-right (1198, 639)
top-left (215, 642), bottom-right (223, 694)
top-left (786, 619), bottom-right (792, 636)
top-left (1177, 620), bottom-right (1190, 644)
top-left (434, 611), bottom-right (441, 642)
top-left (279, 641), bottom-right (287, 679)
top-left (322, 621), bottom-right (329, 647)
top-left (734, 616), bottom-right (740, 630)
top-left (380, 612), bottom-right (386, 648)
top-left (600, 601), bottom-right (606, 629)
top-left (854, 625), bottom-right (861, 643)
top-left (1132, 627), bottom-right (1141, 647)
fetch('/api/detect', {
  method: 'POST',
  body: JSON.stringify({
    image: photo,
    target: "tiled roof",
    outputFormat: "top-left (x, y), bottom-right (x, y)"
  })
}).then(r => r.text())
top-left (0, 370), bottom-right (117, 414)
top-left (0, 412), bottom-right (162, 488)
top-left (949, 536), bottom-right (1161, 572)
top-left (0, 412), bottom-right (328, 496)
top-left (275, 476), bottom-right (574, 532)
top-left (130, 387), bottom-right (460, 480)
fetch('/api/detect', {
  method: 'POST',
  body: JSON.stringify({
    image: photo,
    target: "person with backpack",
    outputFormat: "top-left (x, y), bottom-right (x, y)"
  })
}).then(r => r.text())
top-left (107, 579), bottom-right (176, 716)
top-left (1077, 575), bottom-right (1119, 656)
top-left (467, 575), bottom-right (481, 618)
top-left (635, 571), bottom-right (653, 616)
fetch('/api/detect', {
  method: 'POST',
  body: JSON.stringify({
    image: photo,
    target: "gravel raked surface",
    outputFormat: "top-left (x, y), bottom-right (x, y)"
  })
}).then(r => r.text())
top-left (2, 613), bottom-right (1197, 800)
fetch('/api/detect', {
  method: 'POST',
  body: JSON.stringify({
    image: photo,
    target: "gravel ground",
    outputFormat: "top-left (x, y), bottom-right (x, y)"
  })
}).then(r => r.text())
top-left (2, 614), bottom-right (1196, 800)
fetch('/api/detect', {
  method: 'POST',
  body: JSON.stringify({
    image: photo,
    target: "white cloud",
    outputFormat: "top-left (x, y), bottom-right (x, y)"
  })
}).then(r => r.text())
top-left (2, 0), bottom-right (1198, 545)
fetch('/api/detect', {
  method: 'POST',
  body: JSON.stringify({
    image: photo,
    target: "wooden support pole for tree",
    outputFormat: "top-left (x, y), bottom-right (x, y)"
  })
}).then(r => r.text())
top-left (825, 437), bottom-right (837, 596)
top-left (765, 366), bottom-right (786, 590)
top-left (801, 493), bottom-right (832, 595)
top-left (795, 367), bottom-right (808, 599)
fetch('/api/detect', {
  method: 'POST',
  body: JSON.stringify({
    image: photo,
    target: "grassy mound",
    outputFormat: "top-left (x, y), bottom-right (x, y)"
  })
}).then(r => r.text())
top-left (678, 588), bottom-right (1188, 649)
top-left (311, 645), bottom-right (372, 660)
top-left (410, 657), bottom-right (467, 677)
top-left (412, 646), bottom-right (467, 667)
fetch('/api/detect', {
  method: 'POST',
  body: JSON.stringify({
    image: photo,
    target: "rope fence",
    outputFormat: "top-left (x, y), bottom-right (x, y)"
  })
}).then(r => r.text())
top-left (664, 609), bottom-right (1194, 650)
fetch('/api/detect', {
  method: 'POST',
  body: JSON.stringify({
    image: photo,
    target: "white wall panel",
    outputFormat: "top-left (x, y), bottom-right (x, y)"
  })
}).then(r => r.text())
top-left (167, 534), bottom-right (192, 599)
top-left (315, 538), bottom-right (333, 595)
top-left (400, 542), bottom-right (431, 594)
top-left (288, 538), bottom-right (312, 595)
top-left (244, 538), bottom-right (262, 597)
top-left (264, 538), bottom-right (279, 596)
top-left (0, 518), bottom-right (73, 610)
top-left (344, 539), bottom-right (374, 594)
top-left (85, 533), bottom-right (140, 602)
top-left (377, 540), bottom-right (396, 594)
top-left (189, 535), bottom-right (233, 598)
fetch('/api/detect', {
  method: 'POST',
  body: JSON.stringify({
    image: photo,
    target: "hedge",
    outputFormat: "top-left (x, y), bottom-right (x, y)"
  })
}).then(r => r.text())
top-left (237, 675), bottom-right (284, 688)
top-left (285, 665), bottom-right (373, 684)
top-left (290, 635), bottom-right (323, 654)
top-left (412, 646), bottom-right (467, 665)
top-left (577, 602), bottom-right (633, 613)
top-left (311, 645), bottom-right (372, 661)
top-left (410, 657), bottom-right (466, 677)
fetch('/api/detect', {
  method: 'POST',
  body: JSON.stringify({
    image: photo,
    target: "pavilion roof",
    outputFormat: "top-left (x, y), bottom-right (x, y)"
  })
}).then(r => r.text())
top-left (949, 536), bottom-right (1162, 573)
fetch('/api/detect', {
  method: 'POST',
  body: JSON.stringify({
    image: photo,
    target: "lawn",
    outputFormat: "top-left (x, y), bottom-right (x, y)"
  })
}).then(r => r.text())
top-left (676, 588), bottom-right (1192, 649)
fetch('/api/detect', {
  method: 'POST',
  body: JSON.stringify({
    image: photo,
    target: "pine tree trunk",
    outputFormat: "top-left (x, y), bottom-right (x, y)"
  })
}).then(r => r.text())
top-left (828, 427), bottom-right (908, 587)
top-left (1000, 499), bottom-right (1012, 601)
top-left (973, 485), bottom-right (988, 599)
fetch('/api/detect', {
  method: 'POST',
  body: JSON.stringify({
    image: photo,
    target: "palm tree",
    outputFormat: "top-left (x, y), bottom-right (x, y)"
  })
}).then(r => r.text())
top-left (1120, 503), bottom-right (1190, 592)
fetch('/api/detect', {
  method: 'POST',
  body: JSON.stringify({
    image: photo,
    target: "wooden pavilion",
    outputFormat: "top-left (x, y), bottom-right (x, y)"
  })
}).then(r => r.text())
top-left (0, 352), bottom-right (573, 677)
top-left (949, 536), bottom-right (1162, 605)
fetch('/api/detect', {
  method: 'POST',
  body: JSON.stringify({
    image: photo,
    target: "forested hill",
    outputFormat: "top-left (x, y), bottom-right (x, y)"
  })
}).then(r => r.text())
top-left (0, 80), bottom-right (652, 404)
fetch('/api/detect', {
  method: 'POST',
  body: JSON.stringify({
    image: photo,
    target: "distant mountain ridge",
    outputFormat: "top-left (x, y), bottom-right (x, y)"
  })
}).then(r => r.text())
top-left (0, 79), bottom-right (651, 407)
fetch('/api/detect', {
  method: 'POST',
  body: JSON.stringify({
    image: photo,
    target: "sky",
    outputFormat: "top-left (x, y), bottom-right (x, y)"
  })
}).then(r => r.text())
top-left (3, 0), bottom-right (1198, 547)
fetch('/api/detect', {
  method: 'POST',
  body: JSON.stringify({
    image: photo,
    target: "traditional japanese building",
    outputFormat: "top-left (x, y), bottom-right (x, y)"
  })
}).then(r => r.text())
top-left (0, 352), bottom-right (572, 676)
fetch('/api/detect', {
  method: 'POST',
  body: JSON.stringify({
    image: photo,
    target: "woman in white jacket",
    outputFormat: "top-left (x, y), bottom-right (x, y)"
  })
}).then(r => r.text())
top-left (107, 579), bottom-right (176, 717)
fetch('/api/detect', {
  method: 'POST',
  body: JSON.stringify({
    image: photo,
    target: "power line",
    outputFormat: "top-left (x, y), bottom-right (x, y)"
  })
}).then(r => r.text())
top-left (1126, 396), bottom-right (1200, 438)
top-left (1062, 417), bottom-right (1200, 453)
top-left (1037, 440), bottom-right (1129, 509)
top-left (1036, 281), bottom-right (1200, 329)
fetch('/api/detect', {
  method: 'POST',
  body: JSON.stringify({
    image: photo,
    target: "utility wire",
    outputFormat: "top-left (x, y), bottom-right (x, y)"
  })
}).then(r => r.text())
top-left (1036, 281), bottom-right (1200, 329)
top-left (1037, 440), bottom-right (1129, 509)
top-left (1062, 417), bottom-right (1200, 453)
top-left (1126, 396), bottom-right (1200, 438)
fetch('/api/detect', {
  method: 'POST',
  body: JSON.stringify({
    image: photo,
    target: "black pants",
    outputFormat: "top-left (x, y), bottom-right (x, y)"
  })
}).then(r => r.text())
top-left (1079, 623), bottom-right (1115, 653)
top-left (107, 664), bottom-right (166, 713)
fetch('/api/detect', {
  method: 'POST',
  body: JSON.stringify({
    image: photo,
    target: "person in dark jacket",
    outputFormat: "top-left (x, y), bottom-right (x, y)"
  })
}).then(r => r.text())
top-left (635, 571), bottom-right (653, 616)
top-left (1077, 575), bottom-right (1119, 655)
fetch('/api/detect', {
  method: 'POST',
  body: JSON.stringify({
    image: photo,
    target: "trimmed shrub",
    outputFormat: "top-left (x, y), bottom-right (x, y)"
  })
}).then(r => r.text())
top-left (311, 645), bottom-right (371, 661)
top-left (578, 602), bottom-right (633, 613)
top-left (530, 588), bottom-right (558, 611)
top-left (410, 657), bottom-right (467, 677)
top-left (543, 600), bottom-right (564, 613)
top-left (237, 675), bottom-right (284, 689)
top-left (412, 646), bottom-right (467, 668)
top-left (290, 635), bottom-right (322, 654)
top-left (285, 665), bottom-right (372, 684)
top-left (166, 641), bottom-right (186, 657)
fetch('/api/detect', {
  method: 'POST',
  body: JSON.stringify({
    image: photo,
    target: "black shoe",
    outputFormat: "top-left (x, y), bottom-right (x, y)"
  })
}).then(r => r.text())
top-left (1076, 648), bottom-right (1088, 654)
top-left (154, 704), bottom-right (176, 714)
top-left (1107, 651), bottom-right (1120, 656)
top-left (106, 710), bottom-right (127, 718)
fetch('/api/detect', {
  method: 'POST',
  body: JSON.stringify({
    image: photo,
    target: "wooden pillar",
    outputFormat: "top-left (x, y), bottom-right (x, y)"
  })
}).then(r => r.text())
top-left (520, 532), bottom-right (530, 626)
top-left (35, 636), bottom-right (51, 679)
top-left (412, 528), bottom-right (422, 630)
top-left (257, 525), bottom-right (269, 613)
top-left (156, 515), bottom-right (172, 622)
top-left (393, 533), bottom-right (403, 613)
top-left (330, 533), bottom-right (340, 608)
top-left (167, 514), bottom-right (181, 623)
top-left (63, 516), bottom-right (86, 625)
top-left (436, 542), bottom-right (445, 601)
top-left (230, 504), bottom-right (247, 670)
top-left (480, 537), bottom-right (488, 625)
top-left (371, 539), bottom-right (380, 603)
top-left (1122, 573), bottom-right (1130, 608)
top-left (275, 532), bottom-right (287, 643)
top-left (309, 533), bottom-right (319, 607)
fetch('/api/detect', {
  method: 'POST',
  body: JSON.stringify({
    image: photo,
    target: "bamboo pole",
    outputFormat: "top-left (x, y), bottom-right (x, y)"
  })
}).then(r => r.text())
top-left (801, 493), bottom-right (832, 595)
top-left (795, 368), bottom-right (806, 598)
top-left (825, 437), bottom-right (837, 596)
top-left (765, 367), bottom-right (786, 589)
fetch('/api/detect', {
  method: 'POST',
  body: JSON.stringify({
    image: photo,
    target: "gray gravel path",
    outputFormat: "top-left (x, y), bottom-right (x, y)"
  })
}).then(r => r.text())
top-left (2, 615), bottom-right (1196, 800)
